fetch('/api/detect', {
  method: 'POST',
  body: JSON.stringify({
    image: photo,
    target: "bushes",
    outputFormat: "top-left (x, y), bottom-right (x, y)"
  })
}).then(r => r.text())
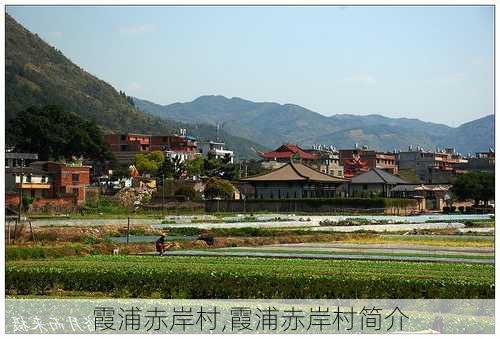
top-left (81, 196), bottom-right (129, 215)
top-left (6, 244), bottom-right (90, 260)
top-left (204, 177), bottom-right (234, 199)
top-left (5, 256), bottom-right (494, 299)
top-left (174, 185), bottom-right (197, 200)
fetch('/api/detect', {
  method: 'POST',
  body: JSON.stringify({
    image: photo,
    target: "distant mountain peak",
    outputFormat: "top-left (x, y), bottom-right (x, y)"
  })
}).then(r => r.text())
top-left (135, 95), bottom-right (494, 154)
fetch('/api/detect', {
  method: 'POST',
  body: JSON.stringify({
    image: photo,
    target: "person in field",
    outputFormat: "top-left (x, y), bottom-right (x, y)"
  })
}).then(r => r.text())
top-left (155, 234), bottom-right (173, 255)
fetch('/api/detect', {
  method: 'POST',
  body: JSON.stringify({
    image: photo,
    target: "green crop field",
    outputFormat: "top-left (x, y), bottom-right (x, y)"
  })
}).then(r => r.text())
top-left (6, 256), bottom-right (494, 299)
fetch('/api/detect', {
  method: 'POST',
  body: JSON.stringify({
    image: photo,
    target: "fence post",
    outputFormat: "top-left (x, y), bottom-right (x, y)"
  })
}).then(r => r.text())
top-left (7, 221), bottom-right (11, 245)
top-left (13, 219), bottom-right (18, 242)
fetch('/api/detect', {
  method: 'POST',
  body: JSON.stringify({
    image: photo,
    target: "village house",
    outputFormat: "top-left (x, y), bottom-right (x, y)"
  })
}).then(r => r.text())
top-left (5, 166), bottom-right (51, 199)
top-left (346, 168), bottom-right (408, 198)
top-left (241, 162), bottom-right (347, 199)
top-left (5, 160), bottom-right (91, 209)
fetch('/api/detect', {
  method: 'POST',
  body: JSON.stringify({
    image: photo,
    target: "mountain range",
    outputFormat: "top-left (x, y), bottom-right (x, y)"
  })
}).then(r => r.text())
top-left (5, 14), bottom-right (265, 159)
top-left (5, 13), bottom-right (494, 159)
top-left (135, 95), bottom-right (494, 155)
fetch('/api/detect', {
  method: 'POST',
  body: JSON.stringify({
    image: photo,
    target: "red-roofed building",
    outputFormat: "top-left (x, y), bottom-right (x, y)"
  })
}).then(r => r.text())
top-left (258, 144), bottom-right (345, 177)
top-left (257, 144), bottom-right (320, 170)
top-left (258, 144), bottom-right (319, 161)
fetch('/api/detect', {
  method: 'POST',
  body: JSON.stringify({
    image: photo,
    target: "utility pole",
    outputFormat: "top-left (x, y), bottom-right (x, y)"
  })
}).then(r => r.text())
top-left (18, 158), bottom-right (24, 222)
top-left (162, 173), bottom-right (165, 219)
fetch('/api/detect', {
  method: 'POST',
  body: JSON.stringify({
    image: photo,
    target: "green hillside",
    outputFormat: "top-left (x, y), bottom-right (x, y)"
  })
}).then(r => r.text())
top-left (5, 14), bottom-right (263, 159)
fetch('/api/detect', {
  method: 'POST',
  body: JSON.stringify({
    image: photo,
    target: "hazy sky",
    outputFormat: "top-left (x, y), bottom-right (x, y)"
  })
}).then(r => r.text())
top-left (7, 5), bottom-right (494, 126)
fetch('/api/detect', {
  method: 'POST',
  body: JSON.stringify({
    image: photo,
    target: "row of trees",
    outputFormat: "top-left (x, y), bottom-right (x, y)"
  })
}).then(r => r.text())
top-left (451, 172), bottom-right (494, 206)
top-left (133, 150), bottom-right (242, 181)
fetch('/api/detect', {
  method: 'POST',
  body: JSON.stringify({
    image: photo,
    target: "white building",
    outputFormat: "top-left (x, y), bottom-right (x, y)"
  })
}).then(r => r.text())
top-left (198, 141), bottom-right (234, 163)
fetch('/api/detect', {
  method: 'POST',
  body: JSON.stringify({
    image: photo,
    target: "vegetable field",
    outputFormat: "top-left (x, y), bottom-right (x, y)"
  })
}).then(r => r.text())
top-left (6, 256), bottom-right (494, 299)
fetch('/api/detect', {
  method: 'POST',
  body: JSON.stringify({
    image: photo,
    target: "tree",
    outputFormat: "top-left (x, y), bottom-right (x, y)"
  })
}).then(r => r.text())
top-left (452, 172), bottom-right (494, 206)
top-left (159, 156), bottom-right (185, 180)
top-left (204, 177), bottom-right (235, 199)
top-left (184, 157), bottom-right (204, 178)
top-left (134, 151), bottom-right (165, 175)
top-left (218, 162), bottom-right (240, 181)
top-left (8, 105), bottom-right (114, 162)
top-left (202, 158), bottom-right (222, 177)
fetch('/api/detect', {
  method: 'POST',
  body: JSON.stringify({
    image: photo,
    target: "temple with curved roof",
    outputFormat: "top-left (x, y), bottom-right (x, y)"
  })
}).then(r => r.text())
top-left (242, 162), bottom-right (347, 199)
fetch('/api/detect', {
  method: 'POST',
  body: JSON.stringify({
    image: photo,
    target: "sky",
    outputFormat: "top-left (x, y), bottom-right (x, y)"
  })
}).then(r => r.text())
top-left (6, 5), bottom-right (494, 127)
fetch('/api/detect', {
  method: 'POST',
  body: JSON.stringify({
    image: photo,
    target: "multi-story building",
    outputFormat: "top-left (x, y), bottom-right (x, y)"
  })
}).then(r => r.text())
top-left (306, 145), bottom-right (344, 178)
top-left (397, 146), bottom-right (468, 183)
top-left (198, 141), bottom-right (234, 163)
top-left (339, 147), bottom-right (398, 178)
top-left (104, 132), bottom-right (199, 165)
top-left (151, 135), bottom-right (199, 162)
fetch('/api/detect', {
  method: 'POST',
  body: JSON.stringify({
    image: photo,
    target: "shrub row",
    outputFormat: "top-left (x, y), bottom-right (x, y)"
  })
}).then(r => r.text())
top-left (6, 256), bottom-right (494, 299)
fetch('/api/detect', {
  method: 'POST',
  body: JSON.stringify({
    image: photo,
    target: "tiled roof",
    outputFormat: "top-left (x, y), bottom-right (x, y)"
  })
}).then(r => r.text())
top-left (258, 144), bottom-right (319, 160)
top-left (242, 162), bottom-right (346, 183)
top-left (350, 168), bottom-right (408, 185)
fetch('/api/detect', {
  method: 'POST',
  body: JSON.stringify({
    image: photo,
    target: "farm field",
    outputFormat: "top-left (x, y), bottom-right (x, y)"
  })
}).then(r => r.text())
top-left (6, 255), bottom-right (494, 299)
top-left (160, 242), bottom-right (494, 264)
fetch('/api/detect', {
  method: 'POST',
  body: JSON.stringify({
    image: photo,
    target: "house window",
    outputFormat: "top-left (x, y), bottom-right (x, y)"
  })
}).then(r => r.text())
top-left (362, 184), bottom-right (368, 190)
top-left (42, 176), bottom-right (47, 183)
top-left (72, 188), bottom-right (79, 196)
top-left (26, 175), bottom-right (32, 183)
top-left (121, 134), bottom-right (126, 141)
top-left (72, 173), bottom-right (80, 183)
